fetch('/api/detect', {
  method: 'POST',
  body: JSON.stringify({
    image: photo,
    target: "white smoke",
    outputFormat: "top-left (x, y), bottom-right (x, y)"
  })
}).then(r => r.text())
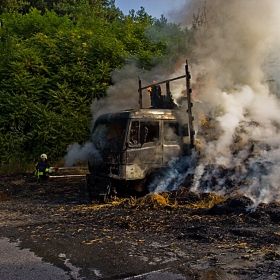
top-left (63, 64), bottom-right (170, 167)
top-left (172, 0), bottom-right (280, 206)
top-left (64, 142), bottom-right (101, 167)
top-left (148, 154), bottom-right (198, 193)
top-left (145, 0), bottom-right (280, 207)
top-left (89, 63), bottom-right (176, 120)
top-left (90, 65), bottom-right (140, 120)
top-left (63, 62), bottom-right (181, 167)
top-left (65, 0), bottom-right (280, 207)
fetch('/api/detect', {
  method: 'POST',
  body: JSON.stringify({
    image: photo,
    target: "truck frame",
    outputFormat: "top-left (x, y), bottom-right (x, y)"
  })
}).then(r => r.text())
top-left (86, 60), bottom-right (194, 202)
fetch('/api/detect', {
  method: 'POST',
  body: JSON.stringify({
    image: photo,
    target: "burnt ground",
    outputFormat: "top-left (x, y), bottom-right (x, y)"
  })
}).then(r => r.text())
top-left (1, 171), bottom-right (280, 279)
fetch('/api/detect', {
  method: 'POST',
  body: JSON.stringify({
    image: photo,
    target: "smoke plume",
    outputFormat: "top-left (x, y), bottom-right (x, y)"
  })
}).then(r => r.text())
top-left (65, 0), bottom-right (280, 206)
top-left (169, 0), bottom-right (280, 206)
top-left (143, 0), bottom-right (280, 207)
top-left (64, 142), bottom-right (101, 167)
top-left (64, 64), bottom-right (175, 167)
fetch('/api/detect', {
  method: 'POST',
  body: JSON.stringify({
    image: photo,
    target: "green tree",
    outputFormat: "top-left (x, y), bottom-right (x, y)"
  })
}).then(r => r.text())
top-left (0, 2), bottom-right (191, 170)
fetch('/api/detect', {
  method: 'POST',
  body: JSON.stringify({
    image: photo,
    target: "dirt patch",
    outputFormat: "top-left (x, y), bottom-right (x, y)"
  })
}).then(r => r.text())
top-left (0, 171), bottom-right (280, 279)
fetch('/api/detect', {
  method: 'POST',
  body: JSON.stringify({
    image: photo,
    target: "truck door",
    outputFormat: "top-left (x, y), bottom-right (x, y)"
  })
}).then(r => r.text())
top-left (127, 120), bottom-right (161, 166)
top-left (163, 121), bottom-right (181, 164)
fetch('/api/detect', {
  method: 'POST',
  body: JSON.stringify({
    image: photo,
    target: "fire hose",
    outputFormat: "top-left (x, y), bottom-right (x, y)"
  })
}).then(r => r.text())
top-left (48, 166), bottom-right (88, 178)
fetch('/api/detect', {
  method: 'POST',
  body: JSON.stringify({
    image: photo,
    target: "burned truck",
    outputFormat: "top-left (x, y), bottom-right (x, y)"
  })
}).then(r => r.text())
top-left (87, 61), bottom-right (195, 201)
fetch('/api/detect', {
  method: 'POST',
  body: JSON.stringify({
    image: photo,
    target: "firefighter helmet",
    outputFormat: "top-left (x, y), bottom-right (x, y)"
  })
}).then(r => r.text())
top-left (40, 154), bottom-right (47, 159)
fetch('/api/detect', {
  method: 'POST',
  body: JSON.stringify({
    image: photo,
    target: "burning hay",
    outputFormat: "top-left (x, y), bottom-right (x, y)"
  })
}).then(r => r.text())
top-left (127, 193), bottom-right (174, 209)
top-left (92, 191), bottom-right (229, 210)
top-left (181, 192), bottom-right (228, 210)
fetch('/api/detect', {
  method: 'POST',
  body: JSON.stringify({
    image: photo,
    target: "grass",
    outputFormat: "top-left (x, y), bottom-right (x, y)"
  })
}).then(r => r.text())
top-left (0, 157), bottom-right (82, 174)
top-left (0, 161), bottom-right (36, 174)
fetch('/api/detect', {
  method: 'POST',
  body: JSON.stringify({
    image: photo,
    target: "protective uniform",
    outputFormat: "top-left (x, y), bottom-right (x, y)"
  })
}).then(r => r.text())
top-left (34, 154), bottom-right (50, 181)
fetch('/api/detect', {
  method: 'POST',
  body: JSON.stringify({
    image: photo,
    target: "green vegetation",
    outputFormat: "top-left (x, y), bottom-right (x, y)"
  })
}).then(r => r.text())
top-left (0, 0), bottom-right (192, 172)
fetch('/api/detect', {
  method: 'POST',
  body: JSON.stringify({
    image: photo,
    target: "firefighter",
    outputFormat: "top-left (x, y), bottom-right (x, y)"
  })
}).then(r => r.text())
top-left (34, 154), bottom-right (51, 182)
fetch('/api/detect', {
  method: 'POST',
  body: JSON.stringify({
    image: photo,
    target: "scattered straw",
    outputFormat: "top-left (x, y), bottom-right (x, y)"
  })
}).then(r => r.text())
top-left (183, 193), bottom-right (227, 209)
top-left (71, 192), bottom-right (227, 212)
top-left (129, 193), bottom-right (173, 209)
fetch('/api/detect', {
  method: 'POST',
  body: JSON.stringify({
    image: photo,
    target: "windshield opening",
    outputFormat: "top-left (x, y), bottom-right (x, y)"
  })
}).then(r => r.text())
top-left (92, 118), bottom-right (127, 149)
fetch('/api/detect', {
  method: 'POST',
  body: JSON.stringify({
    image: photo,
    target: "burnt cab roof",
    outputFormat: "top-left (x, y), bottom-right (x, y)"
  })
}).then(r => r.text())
top-left (95, 109), bottom-right (179, 124)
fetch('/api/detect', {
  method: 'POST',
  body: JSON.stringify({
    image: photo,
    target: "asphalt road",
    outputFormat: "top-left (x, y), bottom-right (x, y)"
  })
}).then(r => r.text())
top-left (0, 237), bottom-right (193, 280)
top-left (0, 238), bottom-right (70, 280)
top-left (1, 173), bottom-right (280, 279)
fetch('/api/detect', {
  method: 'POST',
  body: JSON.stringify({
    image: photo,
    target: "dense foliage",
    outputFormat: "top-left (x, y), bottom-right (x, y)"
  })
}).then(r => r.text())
top-left (0, 0), bottom-right (191, 169)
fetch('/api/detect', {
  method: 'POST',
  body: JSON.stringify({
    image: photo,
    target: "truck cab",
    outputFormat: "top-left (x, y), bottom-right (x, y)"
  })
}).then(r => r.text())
top-left (87, 61), bottom-right (194, 201)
